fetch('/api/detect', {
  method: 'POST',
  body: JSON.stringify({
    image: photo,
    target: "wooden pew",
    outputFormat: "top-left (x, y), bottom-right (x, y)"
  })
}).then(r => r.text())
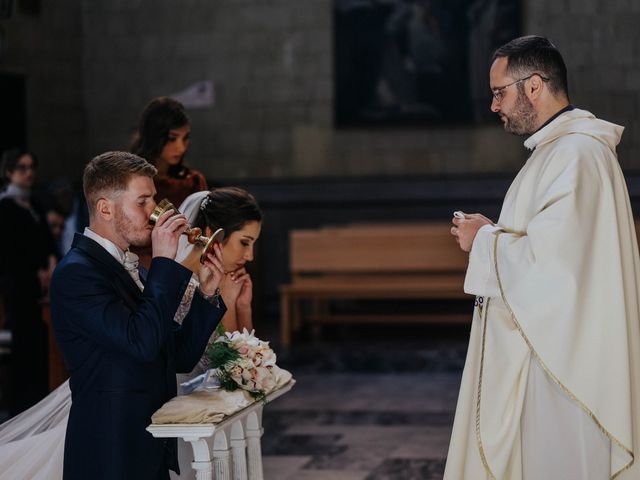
top-left (280, 220), bottom-right (640, 347)
top-left (279, 223), bottom-right (470, 347)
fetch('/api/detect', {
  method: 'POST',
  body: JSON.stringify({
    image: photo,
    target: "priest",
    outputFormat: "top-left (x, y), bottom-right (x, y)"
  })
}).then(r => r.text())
top-left (447, 35), bottom-right (640, 479)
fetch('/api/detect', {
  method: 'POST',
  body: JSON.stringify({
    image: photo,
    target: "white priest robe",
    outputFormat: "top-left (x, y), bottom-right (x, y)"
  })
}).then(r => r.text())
top-left (444, 108), bottom-right (640, 479)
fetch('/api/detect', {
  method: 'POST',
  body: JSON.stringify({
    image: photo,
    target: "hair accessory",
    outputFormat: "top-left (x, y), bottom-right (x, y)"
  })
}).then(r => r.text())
top-left (200, 195), bottom-right (211, 212)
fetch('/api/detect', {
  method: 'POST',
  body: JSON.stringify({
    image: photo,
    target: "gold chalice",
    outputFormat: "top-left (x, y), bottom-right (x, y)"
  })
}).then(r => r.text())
top-left (149, 198), bottom-right (225, 263)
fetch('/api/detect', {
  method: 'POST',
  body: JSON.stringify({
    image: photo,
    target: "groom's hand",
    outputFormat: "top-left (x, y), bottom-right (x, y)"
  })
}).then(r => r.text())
top-left (151, 209), bottom-right (188, 260)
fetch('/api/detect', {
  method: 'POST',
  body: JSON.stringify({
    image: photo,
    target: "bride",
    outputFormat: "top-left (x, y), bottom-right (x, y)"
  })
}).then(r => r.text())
top-left (0, 187), bottom-right (263, 479)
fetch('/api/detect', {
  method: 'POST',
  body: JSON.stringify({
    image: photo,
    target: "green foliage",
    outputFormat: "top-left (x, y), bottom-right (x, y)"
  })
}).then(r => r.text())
top-left (205, 339), bottom-right (240, 369)
top-left (203, 329), bottom-right (269, 403)
top-left (215, 322), bottom-right (226, 338)
top-left (218, 372), bottom-right (240, 392)
top-left (215, 369), bottom-right (266, 402)
top-left (249, 389), bottom-right (267, 403)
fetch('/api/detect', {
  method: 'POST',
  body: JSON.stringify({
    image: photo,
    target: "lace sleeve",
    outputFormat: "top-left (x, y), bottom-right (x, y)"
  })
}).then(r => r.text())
top-left (173, 275), bottom-right (199, 325)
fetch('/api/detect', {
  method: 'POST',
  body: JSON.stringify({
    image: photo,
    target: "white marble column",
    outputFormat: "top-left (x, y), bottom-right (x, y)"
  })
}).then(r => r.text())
top-left (213, 431), bottom-right (232, 480)
top-left (186, 437), bottom-right (214, 480)
top-left (147, 381), bottom-right (295, 480)
top-left (246, 411), bottom-right (264, 480)
top-left (231, 421), bottom-right (249, 480)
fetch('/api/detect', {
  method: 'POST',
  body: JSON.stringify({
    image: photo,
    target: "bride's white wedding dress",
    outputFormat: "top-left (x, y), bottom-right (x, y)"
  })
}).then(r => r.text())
top-left (0, 191), bottom-right (211, 479)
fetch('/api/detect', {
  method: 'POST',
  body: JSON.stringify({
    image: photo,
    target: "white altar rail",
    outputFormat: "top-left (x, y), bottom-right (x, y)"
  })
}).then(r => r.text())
top-left (147, 380), bottom-right (295, 480)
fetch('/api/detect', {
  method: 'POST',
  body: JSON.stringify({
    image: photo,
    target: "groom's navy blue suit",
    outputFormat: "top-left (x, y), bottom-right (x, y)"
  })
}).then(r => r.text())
top-left (51, 234), bottom-right (225, 479)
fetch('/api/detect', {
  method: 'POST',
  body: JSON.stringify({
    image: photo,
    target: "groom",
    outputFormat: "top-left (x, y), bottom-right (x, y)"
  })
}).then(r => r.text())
top-left (51, 151), bottom-right (226, 479)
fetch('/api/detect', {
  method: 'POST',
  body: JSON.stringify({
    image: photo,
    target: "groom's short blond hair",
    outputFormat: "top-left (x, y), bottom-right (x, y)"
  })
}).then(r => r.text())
top-left (83, 151), bottom-right (157, 217)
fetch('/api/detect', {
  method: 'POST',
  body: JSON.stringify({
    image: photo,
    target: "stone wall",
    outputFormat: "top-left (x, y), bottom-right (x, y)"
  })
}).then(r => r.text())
top-left (3, 1), bottom-right (640, 180)
top-left (0, 0), bottom-right (85, 180)
top-left (526, 0), bottom-right (640, 172)
top-left (81, 0), bottom-right (640, 179)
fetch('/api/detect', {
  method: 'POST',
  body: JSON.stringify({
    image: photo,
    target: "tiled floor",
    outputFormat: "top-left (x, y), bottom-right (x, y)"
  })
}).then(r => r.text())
top-left (0, 327), bottom-right (469, 480)
top-left (261, 337), bottom-right (467, 480)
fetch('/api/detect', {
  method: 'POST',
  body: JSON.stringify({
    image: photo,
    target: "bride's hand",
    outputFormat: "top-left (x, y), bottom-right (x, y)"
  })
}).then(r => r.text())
top-left (198, 243), bottom-right (225, 295)
top-left (236, 273), bottom-right (253, 309)
top-left (220, 267), bottom-right (247, 305)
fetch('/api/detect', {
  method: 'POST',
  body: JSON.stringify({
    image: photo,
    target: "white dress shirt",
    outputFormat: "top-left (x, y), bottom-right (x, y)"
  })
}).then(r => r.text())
top-left (83, 228), bottom-right (144, 290)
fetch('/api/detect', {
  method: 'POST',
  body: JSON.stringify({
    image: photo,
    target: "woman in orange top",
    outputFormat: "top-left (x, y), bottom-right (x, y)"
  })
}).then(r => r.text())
top-left (131, 96), bottom-right (207, 205)
top-left (130, 97), bottom-right (208, 267)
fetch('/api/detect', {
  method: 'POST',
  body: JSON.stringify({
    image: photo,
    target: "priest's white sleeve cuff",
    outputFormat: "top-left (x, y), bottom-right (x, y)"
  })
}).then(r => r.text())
top-left (464, 224), bottom-right (502, 298)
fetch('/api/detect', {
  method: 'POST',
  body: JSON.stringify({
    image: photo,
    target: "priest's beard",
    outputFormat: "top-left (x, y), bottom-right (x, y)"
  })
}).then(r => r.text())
top-left (502, 87), bottom-right (538, 136)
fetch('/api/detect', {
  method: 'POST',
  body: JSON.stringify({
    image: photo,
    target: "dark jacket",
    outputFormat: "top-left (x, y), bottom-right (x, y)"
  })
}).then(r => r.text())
top-left (51, 233), bottom-right (224, 479)
top-left (0, 195), bottom-right (55, 415)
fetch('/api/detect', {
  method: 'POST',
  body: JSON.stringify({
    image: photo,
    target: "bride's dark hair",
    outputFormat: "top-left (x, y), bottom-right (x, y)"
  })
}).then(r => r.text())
top-left (193, 187), bottom-right (262, 237)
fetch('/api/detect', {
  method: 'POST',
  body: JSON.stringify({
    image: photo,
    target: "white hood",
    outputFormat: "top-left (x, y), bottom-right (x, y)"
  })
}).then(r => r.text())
top-left (524, 108), bottom-right (624, 153)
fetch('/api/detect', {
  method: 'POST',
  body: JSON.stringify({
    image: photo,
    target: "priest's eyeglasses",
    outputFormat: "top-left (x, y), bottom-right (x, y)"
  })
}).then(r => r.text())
top-left (491, 73), bottom-right (549, 103)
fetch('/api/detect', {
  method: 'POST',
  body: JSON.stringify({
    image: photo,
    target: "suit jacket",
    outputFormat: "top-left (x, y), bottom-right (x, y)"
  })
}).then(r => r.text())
top-left (51, 234), bottom-right (225, 479)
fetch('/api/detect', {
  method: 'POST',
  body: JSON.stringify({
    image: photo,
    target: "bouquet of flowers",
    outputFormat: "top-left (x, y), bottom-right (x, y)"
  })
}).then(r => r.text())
top-left (204, 325), bottom-right (278, 401)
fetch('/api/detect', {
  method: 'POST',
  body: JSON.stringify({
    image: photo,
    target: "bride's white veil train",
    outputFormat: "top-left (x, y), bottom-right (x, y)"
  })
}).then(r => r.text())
top-left (0, 380), bottom-right (70, 479)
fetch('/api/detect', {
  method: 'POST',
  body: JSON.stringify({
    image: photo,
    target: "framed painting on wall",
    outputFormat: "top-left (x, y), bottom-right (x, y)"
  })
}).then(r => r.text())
top-left (333, 0), bottom-right (522, 126)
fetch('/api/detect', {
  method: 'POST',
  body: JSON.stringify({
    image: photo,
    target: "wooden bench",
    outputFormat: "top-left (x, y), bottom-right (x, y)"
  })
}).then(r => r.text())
top-left (279, 223), bottom-right (470, 347)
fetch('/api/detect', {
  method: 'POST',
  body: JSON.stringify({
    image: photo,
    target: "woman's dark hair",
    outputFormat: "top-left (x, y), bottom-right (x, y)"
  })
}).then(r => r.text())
top-left (493, 35), bottom-right (569, 98)
top-left (2, 148), bottom-right (38, 182)
top-left (130, 96), bottom-right (191, 178)
top-left (193, 187), bottom-right (262, 238)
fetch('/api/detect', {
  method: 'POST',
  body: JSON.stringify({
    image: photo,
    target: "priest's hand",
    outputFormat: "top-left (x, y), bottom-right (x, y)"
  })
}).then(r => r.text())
top-left (451, 213), bottom-right (493, 252)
